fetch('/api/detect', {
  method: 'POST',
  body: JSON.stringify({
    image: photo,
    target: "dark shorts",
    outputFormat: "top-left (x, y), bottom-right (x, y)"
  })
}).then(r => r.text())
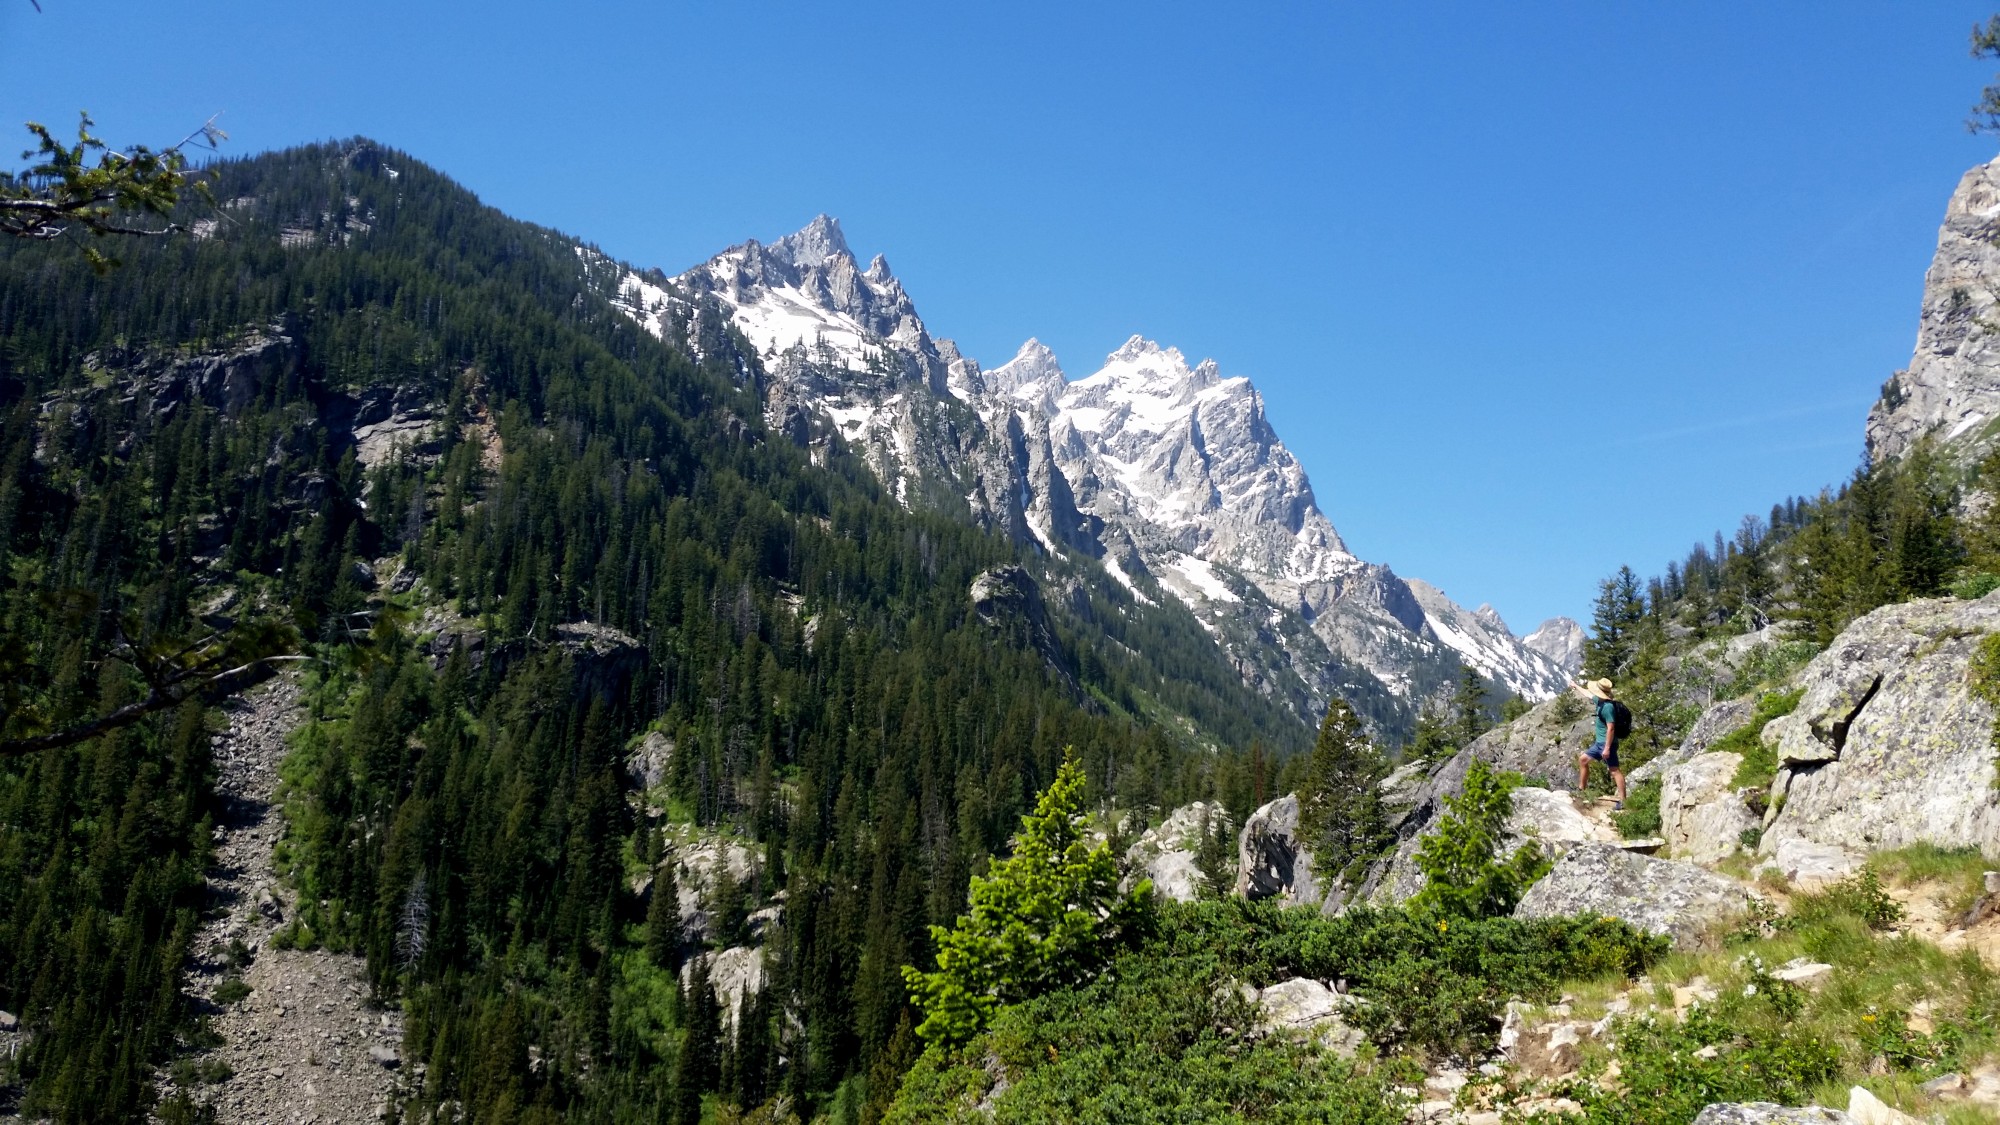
top-left (1584, 740), bottom-right (1621, 770)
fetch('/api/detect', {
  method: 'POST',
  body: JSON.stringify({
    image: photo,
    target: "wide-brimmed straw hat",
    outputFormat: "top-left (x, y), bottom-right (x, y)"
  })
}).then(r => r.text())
top-left (1579, 677), bottom-right (1614, 700)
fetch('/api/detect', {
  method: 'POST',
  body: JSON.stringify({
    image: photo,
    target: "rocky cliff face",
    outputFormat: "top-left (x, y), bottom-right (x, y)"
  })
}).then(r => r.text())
top-left (1758, 593), bottom-right (2000, 861)
top-left (1867, 154), bottom-right (2000, 466)
top-left (604, 218), bottom-right (1569, 733)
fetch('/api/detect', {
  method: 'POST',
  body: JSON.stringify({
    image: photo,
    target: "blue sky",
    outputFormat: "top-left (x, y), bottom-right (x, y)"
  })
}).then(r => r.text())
top-left (5, 2), bottom-right (1998, 630)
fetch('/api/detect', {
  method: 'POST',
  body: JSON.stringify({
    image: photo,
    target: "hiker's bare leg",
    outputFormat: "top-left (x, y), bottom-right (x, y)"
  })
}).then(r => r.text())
top-left (1612, 767), bottom-right (1626, 804)
top-left (1577, 753), bottom-right (1590, 790)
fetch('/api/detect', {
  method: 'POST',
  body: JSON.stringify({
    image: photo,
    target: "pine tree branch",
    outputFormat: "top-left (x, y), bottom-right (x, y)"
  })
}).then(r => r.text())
top-left (0, 654), bottom-right (304, 758)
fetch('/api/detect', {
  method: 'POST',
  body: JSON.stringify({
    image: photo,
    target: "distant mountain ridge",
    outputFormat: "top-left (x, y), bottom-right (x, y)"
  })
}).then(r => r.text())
top-left (610, 214), bottom-right (1574, 732)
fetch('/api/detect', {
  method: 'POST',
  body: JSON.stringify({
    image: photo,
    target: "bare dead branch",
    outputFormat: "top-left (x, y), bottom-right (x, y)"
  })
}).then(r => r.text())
top-left (0, 654), bottom-right (306, 758)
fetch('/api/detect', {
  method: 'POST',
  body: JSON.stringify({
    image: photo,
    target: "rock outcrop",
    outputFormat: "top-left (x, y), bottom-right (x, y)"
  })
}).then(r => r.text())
top-left (1759, 594), bottom-right (2000, 862)
top-left (1358, 736), bottom-right (1625, 907)
top-left (1505, 786), bottom-right (1611, 858)
top-left (625, 730), bottom-right (675, 792)
top-left (1867, 153), bottom-right (2000, 466)
top-left (1691, 1106), bottom-right (1851, 1125)
top-left (1248, 978), bottom-right (1364, 1057)
top-left (969, 566), bottom-right (1069, 682)
top-left (1514, 843), bottom-right (1759, 947)
top-left (1234, 795), bottom-right (1329, 911)
top-left (682, 946), bottom-right (767, 1039)
top-left (1631, 696), bottom-right (1756, 786)
top-left (1660, 752), bottom-right (1760, 865)
top-left (1125, 802), bottom-right (1234, 902)
top-left (1465, 695), bottom-right (1596, 789)
top-left (1523, 617), bottom-right (1586, 676)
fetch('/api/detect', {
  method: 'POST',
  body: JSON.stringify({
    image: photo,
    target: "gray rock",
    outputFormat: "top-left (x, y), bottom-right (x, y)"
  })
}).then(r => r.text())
top-left (1758, 836), bottom-right (1866, 888)
top-left (1631, 696), bottom-right (1756, 786)
top-left (367, 1045), bottom-right (400, 1069)
top-left (1361, 751), bottom-right (1475, 905)
top-left (1867, 154), bottom-right (2000, 467)
top-left (1920, 1073), bottom-right (1965, 1097)
top-left (1364, 763), bottom-right (1604, 907)
top-left (1845, 1085), bottom-right (1922, 1124)
top-left (1377, 761), bottom-right (1429, 812)
top-left (682, 946), bottom-right (766, 1039)
top-left (1504, 787), bottom-right (1608, 858)
top-left (1465, 694), bottom-right (1597, 789)
top-left (1691, 1105), bottom-right (1851, 1125)
top-left (1513, 843), bottom-right (1761, 948)
top-left (1234, 795), bottom-right (1328, 910)
top-left (0, 1009), bottom-right (16, 1032)
top-left (1523, 617), bottom-right (1586, 676)
top-left (1125, 801), bottom-right (1233, 902)
top-left (1772, 958), bottom-right (1834, 987)
top-left (553, 621), bottom-right (644, 698)
top-left (1251, 978), bottom-right (1363, 1057)
top-left (1760, 595), bottom-right (2000, 861)
top-left (968, 566), bottom-right (1068, 681)
top-left (625, 731), bottom-right (675, 792)
top-left (1661, 752), bottom-right (1759, 864)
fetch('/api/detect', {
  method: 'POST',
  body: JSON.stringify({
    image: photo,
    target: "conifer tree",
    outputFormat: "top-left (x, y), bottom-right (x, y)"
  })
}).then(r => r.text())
top-left (1409, 760), bottom-right (1549, 918)
top-left (900, 751), bottom-right (1153, 1045)
top-left (1451, 663), bottom-right (1491, 748)
top-left (1296, 699), bottom-right (1390, 885)
top-left (648, 863), bottom-right (683, 970)
top-left (1403, 705), bottom-right (1456, 766)
top-left (1582, 566), bottom-right (1645, 677)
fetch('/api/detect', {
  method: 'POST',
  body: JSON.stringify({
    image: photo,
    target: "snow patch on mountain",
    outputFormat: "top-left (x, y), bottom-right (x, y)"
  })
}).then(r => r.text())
top-left (1163, 554), bottom-right (1242, 606)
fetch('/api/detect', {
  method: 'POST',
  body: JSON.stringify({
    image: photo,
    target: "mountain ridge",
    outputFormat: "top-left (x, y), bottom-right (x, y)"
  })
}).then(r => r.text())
top-left (615, 216), bottom-right (1575, 732)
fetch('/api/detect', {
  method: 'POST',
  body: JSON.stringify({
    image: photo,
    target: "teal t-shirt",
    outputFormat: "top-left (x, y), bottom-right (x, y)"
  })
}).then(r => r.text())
top-left (1593, 700), bottom-right (1615, 741)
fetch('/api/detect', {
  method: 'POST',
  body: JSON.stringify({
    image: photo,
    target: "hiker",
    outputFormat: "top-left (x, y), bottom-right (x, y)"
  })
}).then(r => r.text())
top-left (1574, 676), bottom-right (1628, 809)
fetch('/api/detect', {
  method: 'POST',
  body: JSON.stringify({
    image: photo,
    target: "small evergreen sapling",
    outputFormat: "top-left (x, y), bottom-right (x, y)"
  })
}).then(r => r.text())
top-left (900, 751), bottom-right (1154, 1045)
top-left (1409, 760), bottom-right (1549, 918)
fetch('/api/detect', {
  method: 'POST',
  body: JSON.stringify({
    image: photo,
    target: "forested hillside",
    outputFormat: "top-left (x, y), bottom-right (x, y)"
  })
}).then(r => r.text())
top-left (0, 140), bottom-right (1312, 1122)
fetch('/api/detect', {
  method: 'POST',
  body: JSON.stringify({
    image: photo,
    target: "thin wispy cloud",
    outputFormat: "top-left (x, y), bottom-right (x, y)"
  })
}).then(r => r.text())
top-left (1623, 397), bottom-right (1874, 445)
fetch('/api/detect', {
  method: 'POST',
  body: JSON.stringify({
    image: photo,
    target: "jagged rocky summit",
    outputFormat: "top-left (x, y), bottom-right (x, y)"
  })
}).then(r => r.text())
top-left (1868, 152), bottom-right (2000, 466)
top-left (602, 215), bottom-right (1572, 731)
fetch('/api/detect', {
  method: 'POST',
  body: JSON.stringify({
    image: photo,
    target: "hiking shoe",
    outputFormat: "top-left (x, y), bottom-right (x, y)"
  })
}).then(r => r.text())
top-left (1611, 800), bottom-right (1625, 811)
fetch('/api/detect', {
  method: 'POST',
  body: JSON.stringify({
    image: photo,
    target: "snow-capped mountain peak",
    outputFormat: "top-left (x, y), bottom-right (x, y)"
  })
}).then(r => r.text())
top-left (604, 216), bottom-right (1575, 729)
top-left (672, 216), bottom-right (936, 380)
top-left (770, 213), bottom-right (851, 269)
top-left (986, 338), bottom-right (1067, 409)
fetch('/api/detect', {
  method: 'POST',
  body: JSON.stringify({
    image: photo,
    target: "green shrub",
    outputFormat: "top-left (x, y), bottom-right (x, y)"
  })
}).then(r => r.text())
top-left (1613, 777), bottom-right (1663, 838)
top-left (1951, 572), bottom-right (2000, 599)
top-left (212, 977), bottom-right (250, 1006)
top-left (1969, 632), bottom-right (2000, 787)
top-left (1721, 689), bottom-right (1805, 789)
top-left (1564, 1003), bottom-right (1841, 1125)
top-left (886, 900), bottom-right (1663, 1120)
top-left (1855, 1010), bottom-right (1965, 1077)
top-left (1789, 869), bottom-right (1903, 932)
